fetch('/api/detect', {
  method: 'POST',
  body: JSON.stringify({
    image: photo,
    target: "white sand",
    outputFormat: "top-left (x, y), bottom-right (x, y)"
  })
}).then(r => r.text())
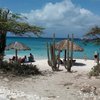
top-left (0, 59), bottom-right (100, 100)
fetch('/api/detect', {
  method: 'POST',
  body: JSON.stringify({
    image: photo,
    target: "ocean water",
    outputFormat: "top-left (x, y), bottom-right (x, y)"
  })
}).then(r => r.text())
top-left (5, 37), bottom-right (100, 60)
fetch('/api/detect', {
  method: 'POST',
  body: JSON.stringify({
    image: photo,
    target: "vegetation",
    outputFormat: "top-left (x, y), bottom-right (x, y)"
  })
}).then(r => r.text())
top-left (47, 34), bottom-right (74, 72)
top-left (47, 34), bottom-right (58, 71)
top-left (65, 34), bottom-right (74, 72)
top-left (84, 26), bottom-right (100, 45)
top-left (89, 64), bottom-right (100, 77)
top-left (84, 26), bottom-right (100, 76)
top-left (0, 8), bottom-right (44, 60)
top-left (0, 61), bottom-right (41, 76)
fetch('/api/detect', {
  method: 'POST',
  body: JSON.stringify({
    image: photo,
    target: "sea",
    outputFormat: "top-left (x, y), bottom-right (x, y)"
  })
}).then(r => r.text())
top-left (5, 37), bottom-right (100, 60)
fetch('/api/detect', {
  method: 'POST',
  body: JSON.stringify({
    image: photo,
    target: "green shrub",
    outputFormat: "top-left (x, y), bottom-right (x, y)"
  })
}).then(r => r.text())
top-left (0, 61), bottom-right (41, 76)
top-left (89, 64), bottom-right (100, 77)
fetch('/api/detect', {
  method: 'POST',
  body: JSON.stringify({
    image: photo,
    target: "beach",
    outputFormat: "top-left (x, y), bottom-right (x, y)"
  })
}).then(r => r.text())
top-left (1, 0), bottom-right (100, 99)
top-left (0, 58), bottom-right (100, 100)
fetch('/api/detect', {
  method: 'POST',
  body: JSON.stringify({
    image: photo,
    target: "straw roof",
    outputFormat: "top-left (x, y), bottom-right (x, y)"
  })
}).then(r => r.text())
top-left (6, 41), bottom-right (31, 50)
top-left (55, 40), bottom-right (83, 51)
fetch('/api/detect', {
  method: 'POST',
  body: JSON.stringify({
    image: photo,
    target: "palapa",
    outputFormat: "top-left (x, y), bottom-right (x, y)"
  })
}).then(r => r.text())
top-left (6, 41), bottom-right (31, 61)
top-left (55, 40), bottom-right (83, 51)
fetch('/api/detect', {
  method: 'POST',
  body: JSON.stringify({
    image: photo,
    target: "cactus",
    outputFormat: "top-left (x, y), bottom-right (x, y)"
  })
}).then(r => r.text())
top-left (70, 34), bottom-right (74, 66)
top-left (46, 33), bottom-right (58, 71)
top-left (52, 33), bottom-right (57, 69)
top-left (66, 34), bottom-right (71, 72)
top-left (47, 33), bottom-right (74, 72)
top-left (64, 34), bottom-right (73, 72)
top-left (47, 42), bottom-right (50, 61)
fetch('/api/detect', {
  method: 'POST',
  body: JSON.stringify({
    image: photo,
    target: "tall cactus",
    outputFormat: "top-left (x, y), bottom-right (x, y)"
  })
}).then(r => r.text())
top-left (52, 33), bottom-right (57, 68)
top-left (70, 34), bottom-right (74, 66)
top-left (46, 33), bottom-right (58, 71)
top-left (47, 42), bottom-right (50, 61)
top-left (67, 34), bottom-right (70, 61)
top-left (66, 34), bottom-right (71, 72)
top-left (47, 33), bottom-right (74, 72)
top-left (64, 34), bottom-right (73, 72)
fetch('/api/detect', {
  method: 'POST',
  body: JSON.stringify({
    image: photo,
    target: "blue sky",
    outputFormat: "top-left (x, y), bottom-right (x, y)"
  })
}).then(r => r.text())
top-left (0, 0), bottom-right (100, 38)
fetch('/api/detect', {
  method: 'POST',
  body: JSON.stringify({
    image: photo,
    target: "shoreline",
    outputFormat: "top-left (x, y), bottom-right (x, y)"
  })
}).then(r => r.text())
top-left (4, 54), bottom-right (95, 61)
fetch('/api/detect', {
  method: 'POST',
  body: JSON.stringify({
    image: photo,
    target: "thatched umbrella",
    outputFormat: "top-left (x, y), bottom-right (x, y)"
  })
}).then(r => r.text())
top-left (55, 39), bottom-right (84, 60)
top-left (6, 41), bottom-right (31, 61)
top-left (55, 40), bottom-right (83, 51)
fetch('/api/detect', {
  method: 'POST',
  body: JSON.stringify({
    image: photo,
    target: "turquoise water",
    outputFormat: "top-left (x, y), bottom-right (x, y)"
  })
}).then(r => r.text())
top-left (5, 37), bottom-right (100, 60)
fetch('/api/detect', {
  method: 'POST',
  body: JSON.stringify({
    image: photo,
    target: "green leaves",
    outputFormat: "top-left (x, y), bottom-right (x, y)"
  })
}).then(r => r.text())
top-left (0, 8), bottom-right (44, 36)
top-left (84, 26), bottom-right (100, 45)
top-left (0, 8), bottom-right (44, 58)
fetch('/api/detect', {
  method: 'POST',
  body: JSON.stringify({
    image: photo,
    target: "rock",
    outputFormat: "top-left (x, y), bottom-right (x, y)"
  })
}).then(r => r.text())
top-left (3, 77), bottom-right (9, 82)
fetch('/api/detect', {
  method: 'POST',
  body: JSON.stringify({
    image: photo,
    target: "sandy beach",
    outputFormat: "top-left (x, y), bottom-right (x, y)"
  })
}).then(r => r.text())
top-left (1, 0), bottom-right (100, 99)
top-left (0, 59), bottom-right (100, 100)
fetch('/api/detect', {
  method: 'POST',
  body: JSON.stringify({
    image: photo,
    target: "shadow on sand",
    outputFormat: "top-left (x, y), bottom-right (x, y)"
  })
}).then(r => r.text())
top-left (74, 62), bottom-right (86, 66)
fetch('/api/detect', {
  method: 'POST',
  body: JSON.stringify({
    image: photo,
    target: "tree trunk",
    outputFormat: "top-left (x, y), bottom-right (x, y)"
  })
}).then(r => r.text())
top-left (0, 9), bottom-right (9, 61)
top-left (0, 31), bottom-right (7, 60)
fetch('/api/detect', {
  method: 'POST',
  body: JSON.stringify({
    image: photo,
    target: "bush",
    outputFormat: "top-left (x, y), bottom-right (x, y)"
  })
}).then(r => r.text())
top-left (89, 64), bottom-right (100, 77)
top-left (0, 61), bottom-right (41, 76)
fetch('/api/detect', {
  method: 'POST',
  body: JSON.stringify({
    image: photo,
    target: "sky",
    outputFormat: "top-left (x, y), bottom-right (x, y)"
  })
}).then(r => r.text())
top-left (0, 0), bottom-right (100, 38)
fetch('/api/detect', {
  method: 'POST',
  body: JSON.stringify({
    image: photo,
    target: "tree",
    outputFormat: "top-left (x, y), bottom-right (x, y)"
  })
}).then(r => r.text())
top-left (84, 26), bottom-right (100, 45)
top-left (84, 26), bottom-right (100, 77)
top-left (0, 8), bottom-right (44, 60)
top-left (84, 26), bottom-right (100, 65)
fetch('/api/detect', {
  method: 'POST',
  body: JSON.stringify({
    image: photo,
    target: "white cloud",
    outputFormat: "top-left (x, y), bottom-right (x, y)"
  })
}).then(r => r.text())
top-left (22, 0), bottom-right (100, 38)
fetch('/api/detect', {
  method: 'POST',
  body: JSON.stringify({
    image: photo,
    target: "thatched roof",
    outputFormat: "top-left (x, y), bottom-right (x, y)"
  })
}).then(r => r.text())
top-left (55, 40), bottom-right (84, 51)
top-left (6, 41), bottom-right (31, 51)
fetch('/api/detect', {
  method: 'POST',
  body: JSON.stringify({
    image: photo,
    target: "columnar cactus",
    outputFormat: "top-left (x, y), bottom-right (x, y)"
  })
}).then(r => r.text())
top-left (64, 34), bottom-right (74, 72)
top-left (47, 33), bottom-right (58, 71)
top-left (66, 34), bottom-right (71, 72)
top-left (70, 34), bottom-right (74, 67)
top-left (47, 34), bottom-right (74, 72)
top-left (47, 42), bottom-right (50, 61)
